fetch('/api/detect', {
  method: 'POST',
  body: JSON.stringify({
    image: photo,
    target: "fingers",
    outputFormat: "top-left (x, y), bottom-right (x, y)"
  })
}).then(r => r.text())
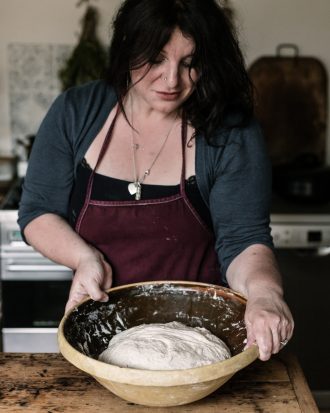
top-left (246, 324), bottom-right (293, 361)
top-left (244, 300), bottom-right (294, 361)
top-left (65, 251), bottom-right (113, 313)
top-left (65, 291), bottom-right (88, 313)
top-left (87, 281), bottom-right (109, 302)
top-left (245, 319), bottom-right (273, 361)
top-left (65, 279), bottom-right (109, 314)
top-left (65, 282), bottom-right (89, 313)
top-left (280, 313), bottom-right (294, 344)
top-left (101, 260), bottom-right (113, 290)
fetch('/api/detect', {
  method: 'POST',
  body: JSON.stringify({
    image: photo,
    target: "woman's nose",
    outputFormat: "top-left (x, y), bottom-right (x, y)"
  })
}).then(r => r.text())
top-left (163, 64), bottom-right (180, 87)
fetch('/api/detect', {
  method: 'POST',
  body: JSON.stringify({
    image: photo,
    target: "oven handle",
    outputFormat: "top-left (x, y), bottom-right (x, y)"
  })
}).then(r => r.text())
top-left (2, 328), bottom-right (58, 333)
top-left (2, 266), bottom-right (73, 281)
top-left (1, 249), bottom-right (45, 257)
top-left (4, 241), bottom-right (33, 248)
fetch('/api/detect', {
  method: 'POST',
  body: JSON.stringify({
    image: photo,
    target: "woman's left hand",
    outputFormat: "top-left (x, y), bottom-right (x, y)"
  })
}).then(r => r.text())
top-left (244, 289), bottom-right (294, 361)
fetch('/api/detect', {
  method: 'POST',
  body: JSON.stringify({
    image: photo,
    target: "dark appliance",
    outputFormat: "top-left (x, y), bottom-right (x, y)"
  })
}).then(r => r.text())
top-left (271, 208), bottom-right (330, 408)
top-left (249, 45), bottom-right (330, 408)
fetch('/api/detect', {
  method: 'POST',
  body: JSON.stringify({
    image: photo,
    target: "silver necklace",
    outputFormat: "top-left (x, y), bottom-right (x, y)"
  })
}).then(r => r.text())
top-left (128, 106), bottom-right (178, 200)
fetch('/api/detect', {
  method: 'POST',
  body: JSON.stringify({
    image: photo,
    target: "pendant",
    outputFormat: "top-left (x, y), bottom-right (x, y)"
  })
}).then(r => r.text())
top-left (135, 183), bottom-right (141, 200)
top-left (128, 182), bottom-right (141, 200)
top-left (128, 182), bottom-right (137, 195)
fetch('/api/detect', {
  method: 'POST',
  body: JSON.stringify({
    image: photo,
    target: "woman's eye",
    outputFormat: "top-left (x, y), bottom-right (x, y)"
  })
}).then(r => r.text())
top-left (150, 56), bottom-right (165, 65)
top-left (181, 61), bottom-right (192, 68)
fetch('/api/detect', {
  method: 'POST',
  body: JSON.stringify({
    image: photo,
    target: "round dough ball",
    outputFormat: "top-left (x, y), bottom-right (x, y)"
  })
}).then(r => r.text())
top-left (98, 321), bottom-right (231, 370)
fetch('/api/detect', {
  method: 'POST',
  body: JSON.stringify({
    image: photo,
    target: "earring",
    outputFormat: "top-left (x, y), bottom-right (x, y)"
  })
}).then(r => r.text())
top-left (164, 76), bottom-right (167, 81)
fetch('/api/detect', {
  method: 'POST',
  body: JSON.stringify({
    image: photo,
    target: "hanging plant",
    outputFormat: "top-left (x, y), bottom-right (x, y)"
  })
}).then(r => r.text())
top-left (59, 1), bottom-right (107, 91)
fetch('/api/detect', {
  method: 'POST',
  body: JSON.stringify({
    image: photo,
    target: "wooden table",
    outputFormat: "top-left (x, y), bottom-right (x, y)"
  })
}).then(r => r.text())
top-left (0, 351), bottom-right (319, 412)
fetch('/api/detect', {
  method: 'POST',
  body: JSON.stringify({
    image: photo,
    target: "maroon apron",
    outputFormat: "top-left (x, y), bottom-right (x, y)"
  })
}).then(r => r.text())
top-left (75, 111), bottom-right (222, 286)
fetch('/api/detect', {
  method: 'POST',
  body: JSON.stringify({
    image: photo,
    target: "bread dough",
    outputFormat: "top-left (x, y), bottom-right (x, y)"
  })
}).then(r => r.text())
top-left (98, 321), bottom-right (231, 370)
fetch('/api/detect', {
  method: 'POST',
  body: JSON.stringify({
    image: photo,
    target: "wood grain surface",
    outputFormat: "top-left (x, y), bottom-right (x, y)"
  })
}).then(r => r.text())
top-left (0, 351), bottom-right (319, 413)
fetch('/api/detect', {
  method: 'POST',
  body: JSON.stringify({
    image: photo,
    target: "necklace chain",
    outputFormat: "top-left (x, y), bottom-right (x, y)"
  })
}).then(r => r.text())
top-left (128, 100), bottom-right (178, 200)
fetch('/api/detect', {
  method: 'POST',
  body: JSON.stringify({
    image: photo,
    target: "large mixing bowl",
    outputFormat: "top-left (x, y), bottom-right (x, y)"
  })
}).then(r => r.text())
top-left (58, 281), bottom-right (258, 407)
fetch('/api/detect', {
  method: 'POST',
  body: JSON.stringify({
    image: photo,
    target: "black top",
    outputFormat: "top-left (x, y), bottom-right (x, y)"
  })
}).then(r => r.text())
top-left (69, 159), bottom-right (214, 230)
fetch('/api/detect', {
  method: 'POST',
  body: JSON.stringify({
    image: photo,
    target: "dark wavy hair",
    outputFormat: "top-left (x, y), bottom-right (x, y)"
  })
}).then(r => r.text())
top-left (106, 0), bottom-right (253, 143)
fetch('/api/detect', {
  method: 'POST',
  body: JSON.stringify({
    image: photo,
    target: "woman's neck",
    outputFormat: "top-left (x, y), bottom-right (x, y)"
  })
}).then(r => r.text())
top-left (124, 91), bottom-right (180, 125)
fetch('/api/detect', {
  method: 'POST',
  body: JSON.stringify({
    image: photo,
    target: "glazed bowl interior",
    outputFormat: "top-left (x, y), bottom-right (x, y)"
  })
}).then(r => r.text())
top-left (59, 281), bottom-right (258, 407)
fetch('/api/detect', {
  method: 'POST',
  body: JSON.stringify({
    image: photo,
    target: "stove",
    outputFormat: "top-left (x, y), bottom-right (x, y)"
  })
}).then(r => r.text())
top-left (271, 192), bottom-right (330, 249)
top-left (269, 193), bottom-right (330, 406)
top-left (0, 179), bottom-right (72, 353)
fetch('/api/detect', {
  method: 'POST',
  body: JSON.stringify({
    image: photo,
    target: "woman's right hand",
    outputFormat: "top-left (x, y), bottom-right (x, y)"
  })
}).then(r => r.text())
top-left (65, 247), bottom-right (113, 313)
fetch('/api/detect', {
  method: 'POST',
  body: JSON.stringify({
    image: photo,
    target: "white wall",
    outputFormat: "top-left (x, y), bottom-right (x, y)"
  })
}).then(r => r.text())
top-left (0, 0), bottom-right (330, 159)
top-left (0, 0), bottom-right (121, 154)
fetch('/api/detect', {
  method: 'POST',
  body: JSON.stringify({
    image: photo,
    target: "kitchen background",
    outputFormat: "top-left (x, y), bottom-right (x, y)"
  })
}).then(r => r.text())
top-left (0, 0), bottom-right (329, 159)
top-left (0, 0), bottom-right (330, 410)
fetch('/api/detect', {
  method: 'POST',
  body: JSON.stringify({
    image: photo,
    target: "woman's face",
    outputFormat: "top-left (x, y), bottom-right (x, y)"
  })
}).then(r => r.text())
top-left (130, 28), bottom-right (199, 115)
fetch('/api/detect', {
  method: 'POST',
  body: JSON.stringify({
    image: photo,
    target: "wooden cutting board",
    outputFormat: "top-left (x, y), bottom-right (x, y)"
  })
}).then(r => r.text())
top-left (248, 44), bottom-right (328, 166)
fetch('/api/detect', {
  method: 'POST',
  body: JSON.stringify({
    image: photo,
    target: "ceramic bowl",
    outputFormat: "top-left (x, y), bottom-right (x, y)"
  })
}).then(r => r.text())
top-left (58, 281), bottom-right (258, 407)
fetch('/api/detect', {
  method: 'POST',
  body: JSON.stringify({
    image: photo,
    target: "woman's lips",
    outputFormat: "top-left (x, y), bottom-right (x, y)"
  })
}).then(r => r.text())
top-left (156, 91), bottom-right (180, 100)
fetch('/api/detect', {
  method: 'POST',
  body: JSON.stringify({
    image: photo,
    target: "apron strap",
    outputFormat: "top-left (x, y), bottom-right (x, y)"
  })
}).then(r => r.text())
top-left (84, 106), bottom-right (188, 205)
top-left (179, 112), bottom-right (188, 195)
top-left (76, 106), bottom-right (120, 233)
top-left (94, 105), bottom-right (121, 172)
top-left (84, 105), bottom-right (120, 203)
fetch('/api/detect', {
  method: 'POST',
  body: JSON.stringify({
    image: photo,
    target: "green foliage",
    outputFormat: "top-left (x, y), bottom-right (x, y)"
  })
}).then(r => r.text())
top-left (59, 5), bottom-right (107, 91)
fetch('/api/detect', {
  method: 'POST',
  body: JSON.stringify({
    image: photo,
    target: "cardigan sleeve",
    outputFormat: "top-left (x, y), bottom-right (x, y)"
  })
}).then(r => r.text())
top-left (17, 92), bottom-right (75, 235)
top-left (17, 80), bottom-right (115, 236)
top-left (207, 119), bottom-right (274, 284)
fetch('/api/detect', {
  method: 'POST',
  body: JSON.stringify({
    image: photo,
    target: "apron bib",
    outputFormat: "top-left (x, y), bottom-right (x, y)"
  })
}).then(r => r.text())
top-left (75, 110), bottom-right (222, 286)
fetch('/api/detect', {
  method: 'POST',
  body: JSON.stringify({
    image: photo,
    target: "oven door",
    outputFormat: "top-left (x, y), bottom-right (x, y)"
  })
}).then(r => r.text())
top-left (1, 252), bottom-right (73, 281)
top-left (0, 212), bottom-right (73, 352)
top-left (2, 328), bottom-right (60, 353)
top-left (1, 259), bottom-right (72, 352)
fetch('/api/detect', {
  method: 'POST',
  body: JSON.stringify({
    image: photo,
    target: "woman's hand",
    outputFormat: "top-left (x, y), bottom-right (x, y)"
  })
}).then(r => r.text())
top-left (244, 289), bottom-right (294, 361)
top-left (226, 245), bottom-right (294, 361)
top-left (65, 246), bottom-right (113, 313)
top-left (22, 214), bottom-right (113, 313)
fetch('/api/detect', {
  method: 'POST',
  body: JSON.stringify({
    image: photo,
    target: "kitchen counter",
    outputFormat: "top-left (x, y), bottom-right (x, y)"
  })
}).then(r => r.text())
top-left (0, 351), bottom-right (319, 412)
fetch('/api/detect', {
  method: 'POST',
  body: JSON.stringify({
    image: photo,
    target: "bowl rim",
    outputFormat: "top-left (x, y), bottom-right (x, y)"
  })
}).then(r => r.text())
top-left (58, 280), bottom-right (259, 386)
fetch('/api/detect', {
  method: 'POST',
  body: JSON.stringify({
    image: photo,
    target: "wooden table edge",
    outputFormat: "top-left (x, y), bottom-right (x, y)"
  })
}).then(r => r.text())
top-left (278, 351), bottom-right (319, 413)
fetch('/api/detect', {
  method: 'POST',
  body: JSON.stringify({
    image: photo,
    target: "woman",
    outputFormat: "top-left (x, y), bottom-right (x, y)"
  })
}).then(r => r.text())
top-left (18, 0), bottom-right (293, 361)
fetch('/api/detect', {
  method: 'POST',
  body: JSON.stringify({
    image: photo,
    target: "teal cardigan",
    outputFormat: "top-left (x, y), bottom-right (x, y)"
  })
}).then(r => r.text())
top-left (18, 80), bottom-right (273, 281)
